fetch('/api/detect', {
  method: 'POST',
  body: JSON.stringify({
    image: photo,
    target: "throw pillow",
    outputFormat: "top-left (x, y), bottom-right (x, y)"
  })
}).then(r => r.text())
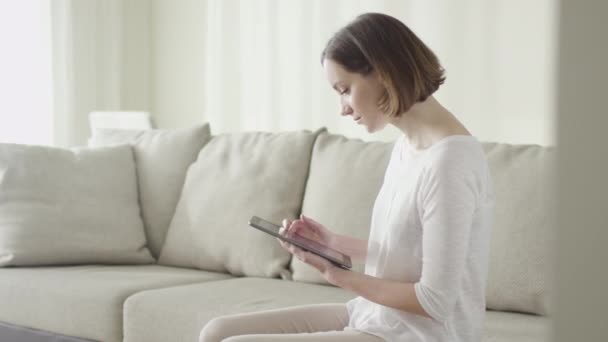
top-left (158, 129), bottom-right (323, 278)
top-left (89, 124), bottom-right (212, 258)
top-left (0, 143), bottom-right (153, 266)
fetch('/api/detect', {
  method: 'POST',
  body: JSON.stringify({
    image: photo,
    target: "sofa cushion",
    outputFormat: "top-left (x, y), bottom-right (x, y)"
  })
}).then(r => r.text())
top-left (124, 277), bottom-right (548, 342)
top-left (483, 311), bottom-right (550, 342)
top-left (158, 130), bottom-right (322, 278)
top-left (483, 143), bottom-right (556, 316)
top-left (89, 124), bottom-right (212, 258)
top-left (0, 143), bottom-right (153, 266)
top-left (292, 131), bottom-right (393, 283)
top-left (123, 277), bottom-right (355, 342)
top-left (0, 265), bottom-right (231, 342)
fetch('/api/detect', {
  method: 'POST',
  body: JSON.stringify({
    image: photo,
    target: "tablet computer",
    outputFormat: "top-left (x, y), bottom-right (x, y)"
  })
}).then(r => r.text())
top-left (248, 216), bottom-right (352, 270)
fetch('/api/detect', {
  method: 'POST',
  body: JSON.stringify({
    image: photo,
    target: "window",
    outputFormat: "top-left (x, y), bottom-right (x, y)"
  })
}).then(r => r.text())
top-left (0, 0), bottom-right (53, 145)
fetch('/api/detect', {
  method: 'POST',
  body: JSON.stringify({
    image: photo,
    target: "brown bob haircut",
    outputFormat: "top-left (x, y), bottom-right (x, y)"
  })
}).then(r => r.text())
top-left (321, 13), bottom-right (445, 117)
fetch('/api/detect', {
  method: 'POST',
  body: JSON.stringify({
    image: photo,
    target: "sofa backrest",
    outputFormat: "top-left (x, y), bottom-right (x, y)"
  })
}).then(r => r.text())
top-left (294, 131), bottom-right (556, 316)
top-left (292, 130), bottom-right (393, 282)
top-left (89, 124), bottom-right (212, 258)
top-left (157, 129), bottom-right (323, 278)
top-left (482, 142), bottom-right (556, 316)
top-left (103, 126), bottom-right (555, 316)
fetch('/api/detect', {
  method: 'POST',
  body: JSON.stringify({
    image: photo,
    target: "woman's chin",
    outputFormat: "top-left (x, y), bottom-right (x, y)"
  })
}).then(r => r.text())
top-left (367, 122), bottom-right (389, 134)
top-left (365, 124), bottom-right (379, 133)
top-left (357, 119), bottom-right (382, 133)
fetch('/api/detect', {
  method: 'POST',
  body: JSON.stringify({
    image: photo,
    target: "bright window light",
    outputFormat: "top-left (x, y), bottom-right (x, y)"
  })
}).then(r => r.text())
top-left (0, 0), bottom-right (53, 145)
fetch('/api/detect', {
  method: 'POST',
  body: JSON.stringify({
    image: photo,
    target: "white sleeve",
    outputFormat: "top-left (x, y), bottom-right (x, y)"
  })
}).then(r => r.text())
top-left (414, 149), bottom-right (481, 323)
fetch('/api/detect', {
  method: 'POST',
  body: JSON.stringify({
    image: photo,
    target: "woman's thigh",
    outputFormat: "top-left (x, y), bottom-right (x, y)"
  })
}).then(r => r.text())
top-left (224, 331), bottom-right (384, 342)
top-left (199, 303), bottom-right (349, 342)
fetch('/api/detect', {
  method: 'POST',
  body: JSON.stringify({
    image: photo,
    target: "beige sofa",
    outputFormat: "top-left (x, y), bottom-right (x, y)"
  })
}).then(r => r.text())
top-left (0, 124), bottom-right (555, 342)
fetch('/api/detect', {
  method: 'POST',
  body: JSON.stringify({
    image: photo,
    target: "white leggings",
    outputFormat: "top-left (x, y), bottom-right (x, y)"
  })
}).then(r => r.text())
top-left (199, 303), bottom-right (384, 342)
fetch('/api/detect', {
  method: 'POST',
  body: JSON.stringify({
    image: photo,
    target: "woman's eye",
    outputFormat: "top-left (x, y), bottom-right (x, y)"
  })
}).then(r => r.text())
top-left (340, 89), bottom-right (350, 95)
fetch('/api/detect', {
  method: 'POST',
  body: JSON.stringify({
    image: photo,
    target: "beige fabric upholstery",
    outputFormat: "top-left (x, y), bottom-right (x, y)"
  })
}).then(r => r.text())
top-left (0, 143), bottom-right (153, 266)
top-left (159, 130), bottom-right (322, 278)
top-left (123, 277), bottom-right (355, 342)
top-left (0, 129), bottom-right (554, 342)
top-left (291, 131), bottom-right (393, 284)
top-left (483, 143), bottom-right (556, 316)
top-left (124, 277), bottom-right (548, 342)
top-left (0, 265), bottom-right (231, 342)
top-left (89, 124), bottom-right (212, 258)
top-left (483, 311), bottom-right (550, 342)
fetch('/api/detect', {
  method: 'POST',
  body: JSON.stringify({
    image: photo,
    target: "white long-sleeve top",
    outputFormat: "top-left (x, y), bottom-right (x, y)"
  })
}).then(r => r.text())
top-left (346, 134), bottom-right (495, 342)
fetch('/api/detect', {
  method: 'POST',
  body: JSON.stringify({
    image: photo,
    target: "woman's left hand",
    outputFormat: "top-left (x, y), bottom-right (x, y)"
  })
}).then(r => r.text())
top-left (286, 243), bottom-right (340, 285)
top-left (278, 219), bottom-right (340, 285)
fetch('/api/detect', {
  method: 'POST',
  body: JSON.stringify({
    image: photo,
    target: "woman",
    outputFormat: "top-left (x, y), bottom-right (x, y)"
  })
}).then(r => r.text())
top-left (200, 12), bottom-right (494, 342)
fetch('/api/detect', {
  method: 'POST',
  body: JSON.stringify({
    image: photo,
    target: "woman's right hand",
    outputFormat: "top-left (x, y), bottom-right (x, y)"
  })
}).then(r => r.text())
top-left (280, 214), bottom-right (335, 248)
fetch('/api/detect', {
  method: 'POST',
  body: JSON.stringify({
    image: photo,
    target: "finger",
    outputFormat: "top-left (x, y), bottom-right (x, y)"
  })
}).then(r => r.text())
top-left (281, 219), bottom-right (295, 236)
top-left (292, 220), bottom-right (316, 235)
top-left (301, 215), bottom-right (322, 229)
top-left (298, 216), bottom-right (318, 232)
top-left (292, 246), bottom-right (308, 261)
top-left (290, 219), bottom-right (304, 234)
top-left (279, 240), bottom-right (296, 254)
top-left (288, 222), bottom-right (306, 237)
top-left (289, 244), bottom-right (301, 256)
top-left (277, 238), bottom-right (288, 249)
top-left (293, 249), bottom-right (305, 262)
top-left (289, 221), bottom-right (305, 235)
top-left (294, 249), bottom-right (328, 272)
top-left (289, 244), bottom-right (303, 254)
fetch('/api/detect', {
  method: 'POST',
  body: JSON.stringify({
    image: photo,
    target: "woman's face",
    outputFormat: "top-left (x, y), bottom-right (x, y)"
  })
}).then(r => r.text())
top-left (323, 58), bottom-right (389, 133)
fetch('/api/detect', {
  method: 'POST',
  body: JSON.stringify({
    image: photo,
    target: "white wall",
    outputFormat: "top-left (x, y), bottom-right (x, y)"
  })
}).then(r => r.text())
top-left (147, 0), bottom-right (557, 146)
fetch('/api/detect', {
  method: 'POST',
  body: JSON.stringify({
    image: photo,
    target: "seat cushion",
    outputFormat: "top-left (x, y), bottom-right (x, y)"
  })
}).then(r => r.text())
top-left (0, 265), bottom-right (231, 342)
top-left (89, 124), bottom-right (212, 258)
top-left (483, 310), bottom-right (550, 342)
top-left (123, 277), bottom-right (356, 342)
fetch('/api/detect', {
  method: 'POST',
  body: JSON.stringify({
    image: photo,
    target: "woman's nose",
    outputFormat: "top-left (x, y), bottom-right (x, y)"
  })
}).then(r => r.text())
top-left (340, 104), bottom-right (353, 116)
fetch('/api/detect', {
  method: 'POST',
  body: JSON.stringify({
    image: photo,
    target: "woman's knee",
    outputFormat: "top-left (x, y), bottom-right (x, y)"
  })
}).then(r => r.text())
top-left (199, 316), bottom-right (236, 342)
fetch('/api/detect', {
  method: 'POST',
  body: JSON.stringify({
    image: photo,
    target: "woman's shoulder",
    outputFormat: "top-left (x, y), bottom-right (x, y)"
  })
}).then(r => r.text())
top-left (420, 135), bottom-right (490, 184)
top-left (418, 136), bottom-right (493, 204)
top-left (426, 135), bottom-right (484, 162)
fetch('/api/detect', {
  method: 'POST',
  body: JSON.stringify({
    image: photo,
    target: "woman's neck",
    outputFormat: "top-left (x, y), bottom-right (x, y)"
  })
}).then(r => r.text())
top-left (389, 96), bottom-right (470, 151)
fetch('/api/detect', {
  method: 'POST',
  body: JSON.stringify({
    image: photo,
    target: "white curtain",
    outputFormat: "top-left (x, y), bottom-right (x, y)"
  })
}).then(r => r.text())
top-left (200, 0), bottom-right (557, 144)
top-left (51, 0), bottom-right (150, 147)
top-left (0, 0), bottom-right (54, 145)
top-left (46, 0), bottom-right (556, 146)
